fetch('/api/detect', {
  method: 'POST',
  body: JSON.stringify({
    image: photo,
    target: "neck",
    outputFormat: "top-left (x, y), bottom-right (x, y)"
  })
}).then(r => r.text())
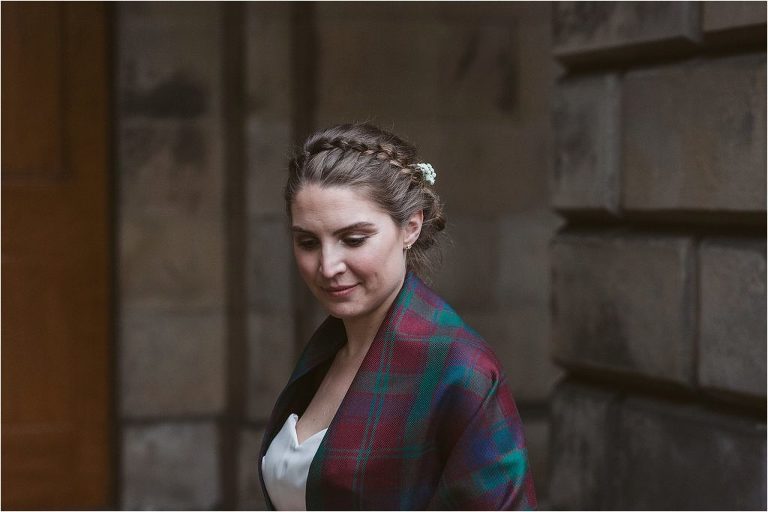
top-left (340, 271), bottom-right (406, 360)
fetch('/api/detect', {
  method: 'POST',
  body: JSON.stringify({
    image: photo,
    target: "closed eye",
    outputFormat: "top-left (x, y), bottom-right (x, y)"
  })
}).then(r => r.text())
top-left (344, 236), bottom-right (367, 247)
top-left (294, 235), bottom-right (371, 250)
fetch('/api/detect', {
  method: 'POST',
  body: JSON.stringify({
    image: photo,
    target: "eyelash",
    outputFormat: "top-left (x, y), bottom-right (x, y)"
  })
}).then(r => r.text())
top-left (344, 237), bottom-right (367, 247)
top-left (296, 236), bottom-right (368, 250)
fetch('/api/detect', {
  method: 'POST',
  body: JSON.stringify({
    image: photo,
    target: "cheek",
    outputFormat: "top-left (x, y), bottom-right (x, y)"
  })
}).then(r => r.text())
top-left (350, 241), bottom-right (401, 276)
top-left (348, 253), bottom-right (380, 276)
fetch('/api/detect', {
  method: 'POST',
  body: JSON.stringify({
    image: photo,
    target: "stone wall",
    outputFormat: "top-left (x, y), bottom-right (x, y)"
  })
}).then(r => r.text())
top-left (548, 2), bottom-right (767, 509)
top-left (117, 3), bottom-right (227, 509)
top-left (114, 2), bottom-right (767, 509)
top-left (117, 4), bottom-right (298, 509)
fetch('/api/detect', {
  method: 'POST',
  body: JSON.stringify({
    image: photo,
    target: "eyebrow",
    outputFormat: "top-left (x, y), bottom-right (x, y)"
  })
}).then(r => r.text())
top-left (291, 222), bottom-right (377, 237)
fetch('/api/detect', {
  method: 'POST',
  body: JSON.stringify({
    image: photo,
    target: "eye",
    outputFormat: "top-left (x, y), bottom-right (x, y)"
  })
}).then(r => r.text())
top-left (296, 238), bottom-right (318, 250)
top-left (344, 236), bottom-right (367, 247)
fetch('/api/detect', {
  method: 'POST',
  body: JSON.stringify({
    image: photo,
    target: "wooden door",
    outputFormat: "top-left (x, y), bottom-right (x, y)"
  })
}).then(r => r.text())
top-left (1, 3), bottom-right (112, 508)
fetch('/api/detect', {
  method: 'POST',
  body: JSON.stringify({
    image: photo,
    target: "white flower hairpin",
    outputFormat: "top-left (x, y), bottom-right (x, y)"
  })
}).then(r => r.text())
top-left (414, 162), bottom-right (436, 185)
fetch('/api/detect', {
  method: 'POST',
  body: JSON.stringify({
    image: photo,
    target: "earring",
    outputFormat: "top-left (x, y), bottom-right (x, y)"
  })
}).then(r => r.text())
top-left (405, 243), bottom-right (412, 251)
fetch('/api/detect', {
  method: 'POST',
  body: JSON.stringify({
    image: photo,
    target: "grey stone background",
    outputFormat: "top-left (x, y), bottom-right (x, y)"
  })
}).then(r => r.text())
top-left (115, 2), bottom-right (766, 510)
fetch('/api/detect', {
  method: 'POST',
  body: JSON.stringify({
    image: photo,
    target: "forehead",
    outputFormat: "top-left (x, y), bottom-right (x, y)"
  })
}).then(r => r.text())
top-left (291, 184), bottom-right (390, 227)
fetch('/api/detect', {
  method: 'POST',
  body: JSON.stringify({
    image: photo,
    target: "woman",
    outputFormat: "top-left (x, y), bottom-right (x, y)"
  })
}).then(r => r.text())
top-left (259, 123), bottom-right (536, 510)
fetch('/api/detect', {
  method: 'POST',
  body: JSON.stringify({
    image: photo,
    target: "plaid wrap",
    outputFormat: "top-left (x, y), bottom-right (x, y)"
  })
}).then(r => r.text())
top-left (259, 272), bottom-right (537, 510)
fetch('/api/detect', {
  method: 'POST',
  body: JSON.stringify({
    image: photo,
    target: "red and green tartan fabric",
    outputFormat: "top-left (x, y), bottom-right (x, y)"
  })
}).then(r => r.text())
top-left (259, 271), bottom-right (537, 510)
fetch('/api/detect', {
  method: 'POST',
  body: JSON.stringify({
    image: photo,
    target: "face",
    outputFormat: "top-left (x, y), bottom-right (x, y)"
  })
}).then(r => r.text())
top-left (290, 184), bottom-right (422, 323)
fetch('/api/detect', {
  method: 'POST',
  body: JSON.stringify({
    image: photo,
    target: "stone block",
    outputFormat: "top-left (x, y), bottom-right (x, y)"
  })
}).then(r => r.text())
top-left (432, 120), bottom-right (551, 216)
top-left (247, 215), bottom-right (293, 312)
top-left (553, 2), bottom-right (700, 66)
top-left (613, 398), bottom-right (767, 510)
top-left (552, 73), bottom-right (620, 213)
top-left (244, 3), bottom-right (294, 218)
top-left (120, 218), bottom-right (224, 310)
top-left (703, 1), bottom-right (767, 44)
top-left (238, 427), bottom-right (268, 510)
top-left (551, 231), bottom-right (696, 385)
top-left (246, 313), bottom-right (296, 422)
top-left (622, 54), bottom-right (766, 214)
top-left (699, 238), bottom-right (766, 398)
top-left (246, 119), bottom-right (293, 217)
top-left (119, 121), bottom-right (223, 220)
top-left (120, 309), bottom-right (226, 417)
top-left (439, 24), bottom-right (518, 123)
top-left (431, 215), bottom-right (501, 311)
top-left (118, 3), bottom-right (221, 120)
top-left (548, 381), bottom-right (619, 510)
top-left (434, 14), bottom-right (550, 125)
top-left (122, 422), bottom-right (220, 510)
top-left (315, 6), bottom-right (443, 122)
top-left (245, 3), bottom-right (292, 120)
top-left (497, 209), bottom-right (564, 308)
top-left (501, 301), bottom-right (562, 402)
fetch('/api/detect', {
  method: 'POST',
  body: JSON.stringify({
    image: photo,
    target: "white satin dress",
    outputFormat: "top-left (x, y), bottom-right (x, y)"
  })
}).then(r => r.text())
top-left (261, 413), bottom-right (328, 511)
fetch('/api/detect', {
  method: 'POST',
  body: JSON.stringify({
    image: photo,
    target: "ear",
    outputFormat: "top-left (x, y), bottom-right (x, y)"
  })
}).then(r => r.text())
top-left (403, 209), bottom-right (424, 247)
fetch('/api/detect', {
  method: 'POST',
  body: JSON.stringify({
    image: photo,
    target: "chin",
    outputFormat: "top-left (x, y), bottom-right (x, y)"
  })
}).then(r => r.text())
top-left (324, 303), bottom-right (364, 320)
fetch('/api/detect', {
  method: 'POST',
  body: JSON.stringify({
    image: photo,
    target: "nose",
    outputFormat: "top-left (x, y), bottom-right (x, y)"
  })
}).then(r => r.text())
top-left (318, 244), bottom-right (346, 279)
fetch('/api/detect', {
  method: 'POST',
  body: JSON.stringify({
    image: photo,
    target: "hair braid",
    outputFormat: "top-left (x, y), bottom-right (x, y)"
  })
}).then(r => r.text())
top-left (307, 136), bottom-right (414, 171)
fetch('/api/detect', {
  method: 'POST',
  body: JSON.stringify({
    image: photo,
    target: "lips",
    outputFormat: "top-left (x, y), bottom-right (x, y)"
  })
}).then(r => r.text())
top-left (323, 283), bottom-right (358, 297)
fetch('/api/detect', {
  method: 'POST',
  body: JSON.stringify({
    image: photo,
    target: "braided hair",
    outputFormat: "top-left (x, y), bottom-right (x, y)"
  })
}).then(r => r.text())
top-left (285, 123), bottom-right (446, 278)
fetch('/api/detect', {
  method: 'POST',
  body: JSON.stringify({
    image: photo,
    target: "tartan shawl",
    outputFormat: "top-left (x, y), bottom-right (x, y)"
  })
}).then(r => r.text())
top-left (258, 271), bottom-right (537, 510)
